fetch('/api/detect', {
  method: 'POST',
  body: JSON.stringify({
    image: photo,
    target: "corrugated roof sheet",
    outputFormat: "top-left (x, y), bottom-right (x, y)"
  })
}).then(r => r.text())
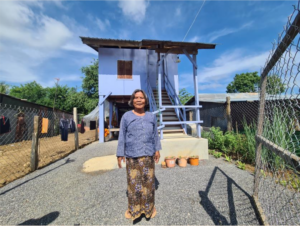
top-left (197, 93), bottom-right (300, 103)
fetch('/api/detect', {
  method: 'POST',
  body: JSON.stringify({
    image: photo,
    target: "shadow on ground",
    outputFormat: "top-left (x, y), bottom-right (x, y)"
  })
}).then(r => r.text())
top-left (199, 167), bottom-right (262, 225)
top-left (18, 211), bottom-right (60, 225)
top-left (0, 158), bottom-right (75, 196)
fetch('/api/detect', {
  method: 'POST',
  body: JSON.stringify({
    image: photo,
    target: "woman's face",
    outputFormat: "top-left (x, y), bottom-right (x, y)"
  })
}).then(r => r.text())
top-left (133, 91), bottom-right (146, 110)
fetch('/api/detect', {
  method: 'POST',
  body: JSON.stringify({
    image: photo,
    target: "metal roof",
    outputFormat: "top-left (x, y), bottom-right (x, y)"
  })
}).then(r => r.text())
top-left (186, 93), bottom-right (300, 104)
top-left (80, 37), bottom-right (217, 54)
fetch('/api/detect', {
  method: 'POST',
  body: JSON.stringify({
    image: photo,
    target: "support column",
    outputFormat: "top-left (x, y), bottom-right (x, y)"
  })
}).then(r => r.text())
top-left (193, 54), bottom-right (201, 138)
top-left (157, 53), bottom-right (163, 140)
top-left (115, 106), bottom-right (119, 127)
top-left (109, 101), bottom-right (113, 138)
top-left (99, 96), bottom-right (104, 143)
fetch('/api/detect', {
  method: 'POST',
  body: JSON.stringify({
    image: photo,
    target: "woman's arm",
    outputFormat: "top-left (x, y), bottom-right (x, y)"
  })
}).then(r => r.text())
top-left (153, 114), bottom-right (162, 163)
top-left (116, 116), bottom-right (126, 167)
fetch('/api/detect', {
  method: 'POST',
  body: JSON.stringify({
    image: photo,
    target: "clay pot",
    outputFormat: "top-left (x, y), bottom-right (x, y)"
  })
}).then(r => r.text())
top-left (178, 158), bottom-right (187, 167)
top-left (165, 157), bottom-right (176, 168)
top-left (189, 156), bottom-right (199, 166)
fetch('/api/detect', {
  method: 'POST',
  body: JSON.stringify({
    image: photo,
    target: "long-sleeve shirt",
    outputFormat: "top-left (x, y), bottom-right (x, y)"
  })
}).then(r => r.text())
top-left (116, 111), bottom-right (162, 158)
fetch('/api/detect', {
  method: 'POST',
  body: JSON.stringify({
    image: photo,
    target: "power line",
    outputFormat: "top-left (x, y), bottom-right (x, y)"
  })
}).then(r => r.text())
top-left (182, 0), bottom-right (206, 42)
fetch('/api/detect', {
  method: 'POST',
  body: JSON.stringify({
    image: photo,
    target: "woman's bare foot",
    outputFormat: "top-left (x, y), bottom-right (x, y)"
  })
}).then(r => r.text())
top-left (125, 210), bottom-right (131, 219)
top-left (151, 207), bottom-right (157, 218)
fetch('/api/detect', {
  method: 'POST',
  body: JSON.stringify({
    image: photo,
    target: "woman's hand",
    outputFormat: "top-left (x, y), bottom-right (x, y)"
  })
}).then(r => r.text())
top-left (154, 151), bottom-right (160, 163)
top-left (117, 156), bottom-right (125, 168)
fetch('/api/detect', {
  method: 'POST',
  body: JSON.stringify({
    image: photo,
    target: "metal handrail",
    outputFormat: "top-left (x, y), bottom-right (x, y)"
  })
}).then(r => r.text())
top-left (163, 73), bottom-right (186, 121)
top-left (146, 77), bottom-right (157, 112)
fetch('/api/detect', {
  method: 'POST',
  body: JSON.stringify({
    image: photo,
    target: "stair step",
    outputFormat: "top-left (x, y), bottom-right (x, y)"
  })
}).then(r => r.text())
top-left (157, 117), bottom-right (179, 121)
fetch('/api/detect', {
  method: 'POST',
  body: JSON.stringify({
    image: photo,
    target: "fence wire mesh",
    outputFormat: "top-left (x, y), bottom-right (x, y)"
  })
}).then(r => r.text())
top-left (255, 3), bottom-right (300, 225)
top-left (0, 104), bottom-right (98, 188)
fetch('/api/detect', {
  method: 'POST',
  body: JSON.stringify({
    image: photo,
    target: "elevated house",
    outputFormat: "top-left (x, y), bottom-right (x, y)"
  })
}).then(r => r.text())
top-left (80, 38), bottom-right (216, 160)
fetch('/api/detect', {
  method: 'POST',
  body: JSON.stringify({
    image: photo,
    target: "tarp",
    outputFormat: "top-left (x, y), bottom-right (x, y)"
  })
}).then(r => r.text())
top-left (83, 100), bottom-right (109, 121)
top-left (83, 106), bottom-right (99, 121)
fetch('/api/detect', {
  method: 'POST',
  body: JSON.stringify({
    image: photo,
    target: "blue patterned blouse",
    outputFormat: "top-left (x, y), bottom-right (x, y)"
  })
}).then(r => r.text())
top-left (116, 111), bottom-right (162, 158)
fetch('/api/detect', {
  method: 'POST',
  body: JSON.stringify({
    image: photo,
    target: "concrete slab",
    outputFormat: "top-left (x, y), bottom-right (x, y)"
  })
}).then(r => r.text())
top-left (82, 134), bottom-right (208, 172)
top-left (159, 134), bottom-right (208, 164)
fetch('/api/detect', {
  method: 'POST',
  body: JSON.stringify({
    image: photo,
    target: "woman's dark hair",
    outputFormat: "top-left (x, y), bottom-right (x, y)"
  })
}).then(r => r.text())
top-left (128, 89), bottom-right (149, 107)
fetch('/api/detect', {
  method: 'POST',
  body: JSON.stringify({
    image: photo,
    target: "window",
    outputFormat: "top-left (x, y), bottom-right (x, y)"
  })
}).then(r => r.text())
top-left (117, 60), bottom-right (132, 79)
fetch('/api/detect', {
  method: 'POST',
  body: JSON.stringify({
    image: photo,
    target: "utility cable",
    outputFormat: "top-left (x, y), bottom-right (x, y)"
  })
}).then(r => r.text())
top-left (182, 0), bottom-right (206, 42)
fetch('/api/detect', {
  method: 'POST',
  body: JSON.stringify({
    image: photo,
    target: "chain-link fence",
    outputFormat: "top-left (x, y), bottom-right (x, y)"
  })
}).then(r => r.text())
top-left (253, 3), bottom-right (300, 225)
top-left (0, 104), bottom-right (98, 188)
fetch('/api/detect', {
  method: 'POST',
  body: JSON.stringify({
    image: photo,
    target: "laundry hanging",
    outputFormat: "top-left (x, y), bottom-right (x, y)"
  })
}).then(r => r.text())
top-left (0, 115), bottom-right (11, 135)
top-left (80, 119), bottom-right (85, 134)
top-left (41, 118), bottom-right (49, 134)
top-left (15, 112), bottom-right (27, 142)
top-left (69, 119), bottom-right (76, 133)
top-left (60, 118), bottom-right (69, 141)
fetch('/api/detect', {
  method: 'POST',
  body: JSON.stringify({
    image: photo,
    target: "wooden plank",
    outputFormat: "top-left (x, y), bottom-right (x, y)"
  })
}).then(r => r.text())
top-left (30, 116), bottom-right (39, 171)
top-left (256, 135), bottom-right (300, 167)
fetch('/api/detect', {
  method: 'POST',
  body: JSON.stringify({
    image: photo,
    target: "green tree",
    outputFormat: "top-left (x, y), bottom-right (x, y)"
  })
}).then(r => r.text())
top-left (266, 75), bottom-right (286, 95)
top-left (10, 81), bottom-right (47, 104)
top-left (0, 82), bottom-right (10, 94)
top-left (81, 59), bottom-right (99, 98)
top-left (226, 72), bottom-right (260, 93)
top-left (179, 88), bottom-right (193, 104)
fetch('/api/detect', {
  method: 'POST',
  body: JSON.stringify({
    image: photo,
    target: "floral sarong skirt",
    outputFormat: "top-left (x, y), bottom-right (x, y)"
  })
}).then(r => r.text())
top-left (126, 156), bottom-right (155, 220)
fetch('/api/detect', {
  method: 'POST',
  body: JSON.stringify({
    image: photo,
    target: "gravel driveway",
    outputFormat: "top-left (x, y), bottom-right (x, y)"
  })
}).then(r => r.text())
top-left (0, 141), bottom-right (261, 225)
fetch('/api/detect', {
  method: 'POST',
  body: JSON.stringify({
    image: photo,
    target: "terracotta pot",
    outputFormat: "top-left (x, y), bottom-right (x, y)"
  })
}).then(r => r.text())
top-left (178, 158), bottom-right (187, 167)
top-left (165, 157), bottom-right (176, 168)
top-left (189, 157), bottom-right (199, 166)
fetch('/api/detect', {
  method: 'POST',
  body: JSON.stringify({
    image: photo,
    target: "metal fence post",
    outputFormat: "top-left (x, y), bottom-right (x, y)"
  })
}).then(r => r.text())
top-left (73, 107), bottom-right (79, 150)
top-left (30, 115), bottom-right (39, 171)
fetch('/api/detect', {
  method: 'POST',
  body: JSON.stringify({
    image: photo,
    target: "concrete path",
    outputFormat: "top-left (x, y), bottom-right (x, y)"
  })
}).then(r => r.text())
top-left (0, 141), bottom-right (261, 225)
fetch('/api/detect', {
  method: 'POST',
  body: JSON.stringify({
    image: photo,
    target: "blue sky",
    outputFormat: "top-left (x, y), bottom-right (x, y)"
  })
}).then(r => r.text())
top-left (0, 0), bottom-right (297, 94)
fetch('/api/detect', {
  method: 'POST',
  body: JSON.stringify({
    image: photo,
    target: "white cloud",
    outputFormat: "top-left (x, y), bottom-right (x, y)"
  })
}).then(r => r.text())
top-left (179, 49), bottom-right (269, 92)
top-left (175, 7), bottom-right (181, 16)
top-left (118, 0), bottom-right (149, 24)
top-left (0, 2), bottom-right (72, 49)
top-left (207, 22), bottom-right (253, 43)
top-left (0, 1), bottom-right (93, 86)
top-left (95, 18), bottom-right (111, 31)
top-left (188, 36), bottom-right (201, 43)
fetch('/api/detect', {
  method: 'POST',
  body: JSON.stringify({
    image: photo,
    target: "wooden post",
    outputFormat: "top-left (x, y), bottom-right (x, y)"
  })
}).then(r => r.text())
top-left (95, 116), bottom-right (98, 141)
top-left (73, 108), bottom-right (79, 150)
top-left (226, 97), bottom-right (232, 132)
top-left (30, 116), bottom-right (39, 171)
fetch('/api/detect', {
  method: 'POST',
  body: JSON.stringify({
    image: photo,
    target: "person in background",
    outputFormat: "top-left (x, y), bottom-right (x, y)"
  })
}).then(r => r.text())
top-left (116, 89), bottom-right (161, 220)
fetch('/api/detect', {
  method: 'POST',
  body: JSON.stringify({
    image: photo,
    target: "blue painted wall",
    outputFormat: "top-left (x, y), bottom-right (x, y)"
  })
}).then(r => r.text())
top-left (98, 48), bottom-right (179, 96)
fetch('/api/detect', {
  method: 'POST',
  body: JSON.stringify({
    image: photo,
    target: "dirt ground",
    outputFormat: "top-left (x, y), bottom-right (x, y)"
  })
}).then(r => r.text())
top-left (0, 130), bottom-right (96, 187)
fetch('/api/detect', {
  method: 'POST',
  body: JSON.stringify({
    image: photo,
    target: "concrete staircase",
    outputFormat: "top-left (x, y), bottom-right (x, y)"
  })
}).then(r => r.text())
top-left (152, 89), bottom-right (185, 134)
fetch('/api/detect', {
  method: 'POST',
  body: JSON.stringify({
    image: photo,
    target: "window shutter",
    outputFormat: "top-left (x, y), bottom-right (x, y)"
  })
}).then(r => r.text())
top-left (125, 61), bottom-right (132, 79)
top-left (118, 60), bottom-right (126, 79)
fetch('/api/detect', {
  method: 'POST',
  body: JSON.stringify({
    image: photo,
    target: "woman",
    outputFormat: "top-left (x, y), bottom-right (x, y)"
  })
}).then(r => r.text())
top-left (116, 89), bottom-right (161, 220)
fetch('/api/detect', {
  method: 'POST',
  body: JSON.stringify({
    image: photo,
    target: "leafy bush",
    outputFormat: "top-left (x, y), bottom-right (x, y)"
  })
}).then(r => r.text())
top-left (209, 127), bottom-right (226, 152)
top-left (236, 161), bottom-right (246, 170)
top-left (213, 151), bottom-right (222, 158)
top-left (225, 155), bottom-right (232, 162)
top-left (224, 131), bottom-right (237, 154)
